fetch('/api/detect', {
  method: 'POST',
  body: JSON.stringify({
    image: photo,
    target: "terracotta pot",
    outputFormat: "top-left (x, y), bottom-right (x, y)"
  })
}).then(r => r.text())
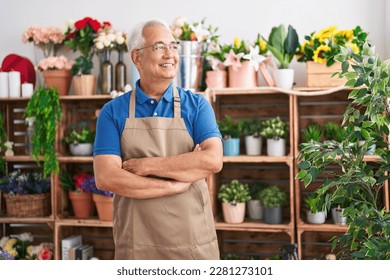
top-left (205, 70), bottom-right (227, 89)
top-left (228, 61), bottom-right (257, 88)
top-left (92, 193), bottom-right (113, 221)
top-left (68, 191), bottom-right (93, 219)
top-left (42, 69), bottom-right (72, 96)
top-left (72, 75), bottom-right (96, 96)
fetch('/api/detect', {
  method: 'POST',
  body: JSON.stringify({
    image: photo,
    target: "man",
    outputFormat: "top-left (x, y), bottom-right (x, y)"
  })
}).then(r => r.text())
top-left (93, 19), bottom-right (223, 260)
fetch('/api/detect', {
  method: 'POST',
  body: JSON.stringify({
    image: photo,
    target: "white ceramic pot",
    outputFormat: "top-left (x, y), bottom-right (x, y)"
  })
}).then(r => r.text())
top-left (69, 143), bottom-right (93, 156)
top-left (222, 202), bottom-right (246, 224)
top-left (273, 68), bottom-right (294, 89)
top-left (307, 210), bottom-right (326, 224)
top-left (266, 138), bottom-right (286, 156)
top-left (247, 199), bottom-right (264, 220)
top-left (245, 135), bottom-right (262, 155)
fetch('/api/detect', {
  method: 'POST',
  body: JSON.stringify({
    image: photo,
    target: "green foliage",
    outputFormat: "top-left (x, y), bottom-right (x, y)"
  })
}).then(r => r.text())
top-left (304, 190), bottom-right (330, 214)
top-left (323, 121), bottom-right (344, 142)
top-left (297, 42), bottom-right (390, 259)
top-left (218, 179), bottom-right (251, 204)
top-left (266, 24), bottom-right (299, 69)
top-left (260, 116), bottom-right (288, 139)
top-left (24, 86), bottom-right (62, 177)
top-left (241, 118), bottom-right (263, 137)
top-left (217, 115), bottom-right (243, 139)
top-left (248, 182), bottom-right (268, 200)
top-left (64, 121), bottom-right (95, 144)
top-left (302, 122), bottom-right (323, 142)
top-left (259, 185), bottom-right (288, 208)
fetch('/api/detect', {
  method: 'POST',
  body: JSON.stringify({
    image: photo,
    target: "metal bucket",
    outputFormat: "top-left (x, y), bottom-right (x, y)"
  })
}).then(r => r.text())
top-left (176, 41), bottom-right (206, 91)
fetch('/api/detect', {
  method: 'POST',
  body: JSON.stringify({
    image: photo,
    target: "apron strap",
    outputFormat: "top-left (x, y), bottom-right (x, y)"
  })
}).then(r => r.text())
top-left (173, 87), bottom-right (181, 119)
top-left (128, 87), bottom-right (181, 118)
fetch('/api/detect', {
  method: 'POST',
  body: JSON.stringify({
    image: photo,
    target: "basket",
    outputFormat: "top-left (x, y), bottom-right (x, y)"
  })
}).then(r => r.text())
top-left (3, 193), bottom-right (51, 217)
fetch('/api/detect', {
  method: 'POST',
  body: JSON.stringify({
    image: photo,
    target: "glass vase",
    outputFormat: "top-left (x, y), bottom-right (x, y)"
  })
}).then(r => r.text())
top-left (115, 50), bottom-right (127, 92)
top-left (99, 49), bottom-right (113, 94)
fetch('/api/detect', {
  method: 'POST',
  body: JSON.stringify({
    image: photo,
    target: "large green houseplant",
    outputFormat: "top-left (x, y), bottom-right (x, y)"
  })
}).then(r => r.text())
top-left (296, 43), bottom-right (390, 259)
top-left (24, 86), bottom-right (62, 177)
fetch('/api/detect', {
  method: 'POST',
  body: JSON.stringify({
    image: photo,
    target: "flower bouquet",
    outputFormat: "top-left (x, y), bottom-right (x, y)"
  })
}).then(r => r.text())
top-left (0, 232), bottom-right (53, 260)
top-left (0, 170), bottom-right (51, 217)
top-left (22, 26), bottom-right (66, 57)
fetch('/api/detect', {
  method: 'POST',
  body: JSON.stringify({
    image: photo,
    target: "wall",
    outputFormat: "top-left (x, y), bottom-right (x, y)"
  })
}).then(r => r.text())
top-left (0, 0), bottom-right (387, 87)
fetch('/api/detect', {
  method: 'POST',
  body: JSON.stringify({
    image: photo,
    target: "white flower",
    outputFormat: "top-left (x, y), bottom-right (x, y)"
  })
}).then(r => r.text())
top-left (191, 24), bottom-right (210, 42)
top-left (243, 46), bottom-right (266, 71)
top-left (0, 236), bottom-right (9, 248)
top-left (16, 232), bottom-right (33, 242)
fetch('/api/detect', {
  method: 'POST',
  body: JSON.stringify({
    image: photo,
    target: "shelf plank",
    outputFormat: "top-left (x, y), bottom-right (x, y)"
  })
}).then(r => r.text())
top-left (55, 217), bottom-right (113, 227)
top-left (215, 219), bottom-right (293, 233)
top-left (296, 221), bottom-right (348, 233)
top-left (223, 155), bottom-right (294, 164)
top-left (59, 95), bottom-right (112, 101)
top-left (57, 156), bottom-right (93, 163)
top-left (0, 216), bottom-right (54, 223)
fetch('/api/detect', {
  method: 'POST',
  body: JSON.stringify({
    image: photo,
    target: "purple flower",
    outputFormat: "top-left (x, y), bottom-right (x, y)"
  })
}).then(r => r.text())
top-left (81, 177), bottom-right (113, 197)
top-left (0, 249), bottom-right (15, 260)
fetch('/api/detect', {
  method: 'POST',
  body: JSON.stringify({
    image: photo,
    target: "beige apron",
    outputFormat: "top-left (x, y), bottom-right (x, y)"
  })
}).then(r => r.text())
top-left (114, 87), bottom-right (219, 259)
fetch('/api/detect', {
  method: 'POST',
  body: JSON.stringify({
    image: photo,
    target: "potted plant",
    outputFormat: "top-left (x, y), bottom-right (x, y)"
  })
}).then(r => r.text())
top-left (0, 170), bottom-right (51, 217)
top-left (59, 170), bottom-right (94, 219)
top-left (82, 176), bottom-right (114, 221)
top-left (296, 25), bottom-right (368, 87)
top-left (259, 185), bottom-right (288, 224)
top-left (301, 122), bottom-right (323, 143)
top-left (218, 179), bottom-right (251, 223)
top-left (304, 190), bottom-right (329, 224)
top-left (64, 121), bottom-right (96, 156)
top-left (203, 41), bottom-right (230, 89)
top-left (241, 118), bottom-right (263, 155)
top-left (37, 55), bottom-right (74, 96)
top-left (24, 86), bottom-right (62, 177)
top-left (217, 115), bottom-right (243, 156)
top-left (265, 24), bottom-right (299, 89)
top-left (323, 121), bottom-right (343, 142)
top-left (247, 182), bottom-right (267, 220)
top-left (296, 42), bottom-right (390, 259)
top-left (260, 116), bottom-right (288, 156)
top-left (64, 17), bottom-right (109, 95)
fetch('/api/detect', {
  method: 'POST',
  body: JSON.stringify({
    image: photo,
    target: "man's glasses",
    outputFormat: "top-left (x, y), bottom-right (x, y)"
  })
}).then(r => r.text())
top-left (136, 41), bottom-right (181, 53)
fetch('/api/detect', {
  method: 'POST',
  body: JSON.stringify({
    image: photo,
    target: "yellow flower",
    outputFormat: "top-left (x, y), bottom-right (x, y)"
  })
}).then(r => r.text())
top-left (313, 45), bottom-right (331, 63)
top-left (233, 37), bottom-right (241, 48)
top-left (346, 42), bottom-right (359, 54)
top-left (27, 245), bottom-right (34, 256)
top-left (314, 25), bottom-right (337, 43)
top-left (259, 39), bottom-right (267, 53)
top-left (334, 29), bottom-right (354, 43)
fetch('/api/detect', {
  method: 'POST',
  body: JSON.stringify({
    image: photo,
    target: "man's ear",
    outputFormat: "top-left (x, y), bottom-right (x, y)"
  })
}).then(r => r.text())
top-left (131, 50), bottom-right (142, 70)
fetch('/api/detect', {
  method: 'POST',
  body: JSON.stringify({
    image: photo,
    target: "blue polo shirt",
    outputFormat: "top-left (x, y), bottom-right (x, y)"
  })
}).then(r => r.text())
top-left (93, 81), bottom-right (222, 157)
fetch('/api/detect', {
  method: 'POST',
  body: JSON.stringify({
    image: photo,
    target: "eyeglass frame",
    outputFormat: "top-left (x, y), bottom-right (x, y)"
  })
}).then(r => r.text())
top-left (135, 41), bottom-right (181, 53)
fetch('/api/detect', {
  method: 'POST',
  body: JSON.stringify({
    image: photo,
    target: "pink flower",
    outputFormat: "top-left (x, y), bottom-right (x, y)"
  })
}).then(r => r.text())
top-left (223, 49), bottom-right (244, 71)
top-left (37, 56), bottom-right (74, 71)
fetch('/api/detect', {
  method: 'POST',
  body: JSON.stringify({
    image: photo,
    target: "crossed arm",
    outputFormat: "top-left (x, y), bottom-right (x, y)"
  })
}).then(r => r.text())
top-left (93, 137), bottom-right (223, 199)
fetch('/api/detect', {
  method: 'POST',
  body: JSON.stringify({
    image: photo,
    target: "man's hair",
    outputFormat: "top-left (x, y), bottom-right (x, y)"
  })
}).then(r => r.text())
top-left (127, 19), bottom-right (170, 51)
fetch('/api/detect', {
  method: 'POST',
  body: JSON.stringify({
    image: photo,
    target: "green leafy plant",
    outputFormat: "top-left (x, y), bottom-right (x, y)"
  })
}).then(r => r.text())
top-left (259, 185), bottom-right (288, 208)
top-left (64, 122), bottom-right (95, 144)
top-left (260, 116), bottom-right (288, 140)
top-left (24, 86), bottom-right (62, 177)
top-left (218, 179), bottom-right (251, 204)
top-left (304, 190), bottom-right (330, 214)
top-left (323, 121), bottom-right (343, 142)
top-left (296, 25), bottom-right (368, 66)
top-left (217, 115), bottom-right (243, 139)
top-left (265, 24), bottom-right (299, 69)
top-left (248, 182), bottom-right (268, 201)
top-left (302, 122), bottom-right (323, 142)
top-left (241, 118), bottom-right (263, 137)
top-left (296, 42), bottom-right (390, 259)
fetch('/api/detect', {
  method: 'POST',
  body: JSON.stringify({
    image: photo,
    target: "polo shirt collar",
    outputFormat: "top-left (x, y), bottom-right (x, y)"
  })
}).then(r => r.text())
top-left (135, 80), bottom-right (174, 104)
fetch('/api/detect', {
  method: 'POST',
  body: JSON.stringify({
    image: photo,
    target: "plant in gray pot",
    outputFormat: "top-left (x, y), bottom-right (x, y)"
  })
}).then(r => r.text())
top-left (217, 115), bottom-right (243, 156)
top-left (218, 179), bottom-right (251, 224)
top-left (64, 121), bottom-right (96, 156)
top-left (259, 185), bottom-right (288, 224)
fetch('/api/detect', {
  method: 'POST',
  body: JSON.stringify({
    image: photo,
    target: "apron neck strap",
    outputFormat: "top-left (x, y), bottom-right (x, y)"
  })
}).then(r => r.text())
top-left (129, 87), bottom-right (181, 118)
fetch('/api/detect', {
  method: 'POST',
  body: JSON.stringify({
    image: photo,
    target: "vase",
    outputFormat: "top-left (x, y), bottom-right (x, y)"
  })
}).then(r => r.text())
top-left (176, 40), bottom-right (206, 91)
top-left (92, 193), bottom-right (113, 221)
top-left (228, 61), bottom-right (257, 88)
top-left (99, 49), bottom-right (113, 94)
top-left (72, 74), bottom-right (96, 96)
top-left (68, 191), bottom-right (94, 219)
top-left (115, 50), bottom-right (127, 92)
top-left (205, 70), bottom-right (227, 89)
top-left (273, 68), bottom-right (294, 89)
top-left (42, 69), bottom-right (72, 96)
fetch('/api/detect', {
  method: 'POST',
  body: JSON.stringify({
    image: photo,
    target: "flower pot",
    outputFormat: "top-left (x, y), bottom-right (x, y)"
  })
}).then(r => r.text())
top-left (222, 202), bottom-right (246, 224)
top-left (205, 70), bottom-right (227, 89)
top-left (307, 210), bottom-right (326, 224)
top-left (331, 207), bottom-right (347, 225)
top-left (228, 61), bottom-right (258, 88)
top-left (42, 69), bottom-right (72, 96)
top-left (273, 68), bottom-right (294, 89)
top-left (264, 207), bottom-right (282, 224)
top-left (69, 143), bottom-right (93, 156)
top-left (247, 199), bottom-right (263, 220)
top-left (245, 135), bottom-right (262, 155)
top-left (222, 138), bottom-right (240, 156)
top-left (92, 193), bottom-right (113, 221)
top-left (72, 75), bottom-right (96, 96)
top-left (68, 191), bottom-right (94, 219)
top-left (266, 138), bottom-right (286, 156)
top-left (306, 61), bottom-right (347, 87)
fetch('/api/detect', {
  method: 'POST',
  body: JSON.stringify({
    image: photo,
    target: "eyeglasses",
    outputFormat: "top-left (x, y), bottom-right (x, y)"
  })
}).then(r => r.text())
top-left (136, 41), bottom-right (181, 53)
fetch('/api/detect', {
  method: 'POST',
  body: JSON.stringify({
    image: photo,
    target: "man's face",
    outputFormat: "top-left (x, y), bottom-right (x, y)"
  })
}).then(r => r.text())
top-left (134, 25), bottom-right (179, 82)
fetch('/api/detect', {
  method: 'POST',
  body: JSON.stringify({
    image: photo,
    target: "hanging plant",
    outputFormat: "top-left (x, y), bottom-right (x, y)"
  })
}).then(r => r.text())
top-left (24, 86), bottom-right (62, 177)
